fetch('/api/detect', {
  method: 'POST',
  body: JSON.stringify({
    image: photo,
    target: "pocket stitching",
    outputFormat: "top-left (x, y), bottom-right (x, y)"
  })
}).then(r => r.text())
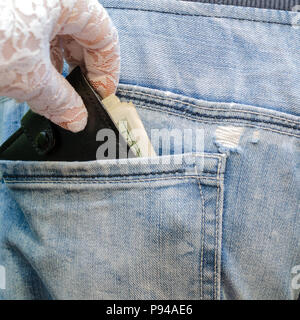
top-left (3, 175), bottom-right (220, 184)
top-left (214, 155), bottom-right (225, 300)
top-left (135, 103), bottom-right (300, 138)
top-left (118, 88), bottom-right (300, 126)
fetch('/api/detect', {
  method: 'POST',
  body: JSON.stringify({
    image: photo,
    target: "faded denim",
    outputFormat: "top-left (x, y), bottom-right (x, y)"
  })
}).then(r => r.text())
top-left (0, 0), bottom-right (299, 300)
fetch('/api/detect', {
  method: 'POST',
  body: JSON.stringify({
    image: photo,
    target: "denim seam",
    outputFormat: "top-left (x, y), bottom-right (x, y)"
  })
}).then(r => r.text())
top-left (105, 7), bottom-right (297, 27)
top-left (195, 156), bottom-right (224, 299)
top-left (2, 170), bottom-right (220, 180)
top-left (0, 154), bottom-right (225, 178)
top-left (214, 154), bottom-right (225, 300)
top-left (3, 176), bottom-right (221, 184)
top-left (135, 104), bottom-right (300, 138)
top-left (2, 172), bottom-right (220, 179)
top-left (0, 153), bottom-right (224, 162)
top-left (213, 155), bottom-right (221, 300)
top-left (135, 101), bottom-right (299, 132)
top-left (118, 89), bottom-right (299, 126)
top-left (194, 166), bottom-right (206, 300)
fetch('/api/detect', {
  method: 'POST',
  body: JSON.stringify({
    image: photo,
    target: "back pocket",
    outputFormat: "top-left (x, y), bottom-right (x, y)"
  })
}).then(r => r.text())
top-left (0, 152), bottom-right (226, 299)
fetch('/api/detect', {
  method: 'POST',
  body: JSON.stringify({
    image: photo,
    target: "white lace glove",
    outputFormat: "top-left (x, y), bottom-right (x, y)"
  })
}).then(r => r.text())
top-left (0, 0), bottom-right (120, 132)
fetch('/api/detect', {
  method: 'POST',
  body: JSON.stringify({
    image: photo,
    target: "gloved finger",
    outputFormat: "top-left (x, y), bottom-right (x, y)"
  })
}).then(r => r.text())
top-left (27, 62), bottom-right (87, 133)
top-left (60, 34), bottom-right (84, 71)
top-left (50, 36), bottom-right (64, 73)
top-left (59, 0), bottom-right (120, 98)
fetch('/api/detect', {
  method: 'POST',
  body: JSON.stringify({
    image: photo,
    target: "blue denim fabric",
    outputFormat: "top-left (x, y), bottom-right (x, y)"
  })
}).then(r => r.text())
top-left (183, 0), bottom-right (300, 11)
top-left (0, 0), bottom-right (299, 299)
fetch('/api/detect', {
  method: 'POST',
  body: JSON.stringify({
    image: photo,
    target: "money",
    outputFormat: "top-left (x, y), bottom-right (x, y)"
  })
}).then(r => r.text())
top-left (102, 94), bottom-right (156, 158)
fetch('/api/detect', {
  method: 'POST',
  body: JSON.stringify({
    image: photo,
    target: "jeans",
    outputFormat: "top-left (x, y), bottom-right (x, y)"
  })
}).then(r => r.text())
top-left (0, 0), bottom-right (299, 300)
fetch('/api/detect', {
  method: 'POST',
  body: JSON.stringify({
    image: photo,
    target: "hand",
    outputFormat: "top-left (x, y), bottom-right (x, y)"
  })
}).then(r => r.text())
top-left (0, 0), bottom-right (120, 132)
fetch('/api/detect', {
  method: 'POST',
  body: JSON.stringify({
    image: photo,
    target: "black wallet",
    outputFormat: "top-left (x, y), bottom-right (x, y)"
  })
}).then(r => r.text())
top-left (0, 67), bottom-right (135, 161)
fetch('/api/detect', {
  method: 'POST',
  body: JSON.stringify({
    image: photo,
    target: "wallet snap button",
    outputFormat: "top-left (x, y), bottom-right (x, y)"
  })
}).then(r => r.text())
top-left (35, 131), bottom-right (51, 154)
